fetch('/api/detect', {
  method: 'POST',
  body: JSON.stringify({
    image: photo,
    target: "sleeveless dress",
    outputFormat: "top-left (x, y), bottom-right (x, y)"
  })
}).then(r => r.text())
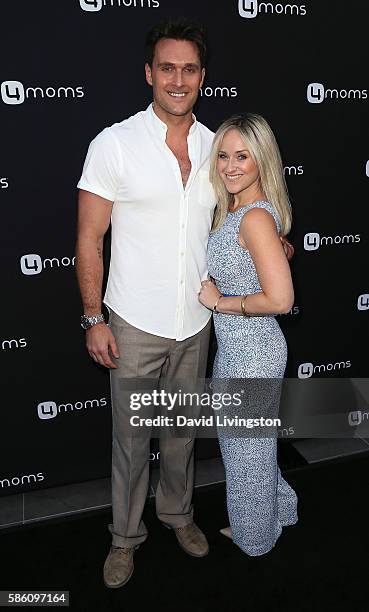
top-left (207, 201), bottom-right (298, 556)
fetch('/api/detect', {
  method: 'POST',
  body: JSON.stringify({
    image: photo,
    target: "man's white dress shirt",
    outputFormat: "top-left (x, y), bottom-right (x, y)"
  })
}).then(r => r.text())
top-left (77, 103), bottom-right (216, 340)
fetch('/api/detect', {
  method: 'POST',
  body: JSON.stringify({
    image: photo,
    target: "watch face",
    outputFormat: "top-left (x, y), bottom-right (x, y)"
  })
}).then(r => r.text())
top-left (81, 316), bottom-right (91, 329)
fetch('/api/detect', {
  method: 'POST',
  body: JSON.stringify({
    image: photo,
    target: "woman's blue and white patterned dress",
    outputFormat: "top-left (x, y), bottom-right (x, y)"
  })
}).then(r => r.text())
top-left (207, 201), bottom-right (298, 556)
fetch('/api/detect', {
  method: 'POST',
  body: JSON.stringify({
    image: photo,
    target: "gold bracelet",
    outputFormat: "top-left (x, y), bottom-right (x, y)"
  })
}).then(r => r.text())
top-left (240, 295), bottom-right (249, 316)
top-left (213, 295), bottom-right (223, 312)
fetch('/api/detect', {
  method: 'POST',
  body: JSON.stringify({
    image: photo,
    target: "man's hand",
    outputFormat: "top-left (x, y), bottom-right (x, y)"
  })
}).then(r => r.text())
top-left (198, 279), bottom-right (222, 310)
top-left (280, 236), bottom-right (294, 261)
top-left (85, 323), bottom-right (120, 369)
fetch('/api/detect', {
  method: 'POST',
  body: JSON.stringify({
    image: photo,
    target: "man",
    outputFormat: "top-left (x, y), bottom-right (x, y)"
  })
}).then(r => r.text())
top-left (76, 19), bottom-right (215, 589)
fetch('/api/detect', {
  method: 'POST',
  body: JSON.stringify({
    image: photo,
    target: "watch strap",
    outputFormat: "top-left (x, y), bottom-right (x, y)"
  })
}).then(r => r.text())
top-left (81, 314), bottom-right (105, 329)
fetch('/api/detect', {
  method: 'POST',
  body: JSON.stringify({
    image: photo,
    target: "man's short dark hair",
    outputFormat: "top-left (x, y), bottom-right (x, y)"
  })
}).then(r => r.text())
top-left (145, 18), bottom-right (207, 68)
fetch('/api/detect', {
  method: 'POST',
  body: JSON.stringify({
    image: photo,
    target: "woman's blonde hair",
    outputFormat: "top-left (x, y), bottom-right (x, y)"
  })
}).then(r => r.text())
top-left (210, 113), bottom-right (292, 235)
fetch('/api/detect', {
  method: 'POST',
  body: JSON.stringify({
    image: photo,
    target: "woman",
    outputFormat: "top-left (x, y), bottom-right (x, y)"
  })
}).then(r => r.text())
top-left (198, 113), bottom-right (298, 556)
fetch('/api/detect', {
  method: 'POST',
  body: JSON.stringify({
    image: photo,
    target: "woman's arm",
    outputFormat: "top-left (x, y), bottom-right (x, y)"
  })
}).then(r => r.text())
top-left (199, 208), bottom-right (294, 315)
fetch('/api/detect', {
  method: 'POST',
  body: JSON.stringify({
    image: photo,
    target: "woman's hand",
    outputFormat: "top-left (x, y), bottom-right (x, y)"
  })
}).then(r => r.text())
top-left (198, 279), bottom-right (222, 310)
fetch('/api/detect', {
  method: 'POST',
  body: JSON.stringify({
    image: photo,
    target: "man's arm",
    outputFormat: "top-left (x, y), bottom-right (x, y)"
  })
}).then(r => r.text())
top-left (75, 189), bottom-right (119, 368)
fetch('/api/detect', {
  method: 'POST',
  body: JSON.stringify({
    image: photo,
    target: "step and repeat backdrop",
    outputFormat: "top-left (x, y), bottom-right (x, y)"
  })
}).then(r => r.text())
top-left (1, 1), bottom-right (368, 496)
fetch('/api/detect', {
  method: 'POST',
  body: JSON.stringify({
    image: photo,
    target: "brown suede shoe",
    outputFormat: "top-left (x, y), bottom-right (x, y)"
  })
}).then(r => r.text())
top-left (103, 545), bottom-right (136, 589)
top-left (173, 523), bottom-right (209, 557)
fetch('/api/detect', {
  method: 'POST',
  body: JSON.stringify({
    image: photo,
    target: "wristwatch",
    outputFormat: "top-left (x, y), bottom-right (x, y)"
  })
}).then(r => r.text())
top-left (80, 313), bottom-right (105, 330)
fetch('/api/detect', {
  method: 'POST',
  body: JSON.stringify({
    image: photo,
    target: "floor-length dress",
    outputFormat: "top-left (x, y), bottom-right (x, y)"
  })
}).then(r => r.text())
top-left (207, 201), bottom-right (298, 556)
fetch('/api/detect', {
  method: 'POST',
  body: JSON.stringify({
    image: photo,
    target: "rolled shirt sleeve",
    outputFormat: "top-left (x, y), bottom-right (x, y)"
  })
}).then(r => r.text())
top-left (77, 127), bottom-right (122, 202)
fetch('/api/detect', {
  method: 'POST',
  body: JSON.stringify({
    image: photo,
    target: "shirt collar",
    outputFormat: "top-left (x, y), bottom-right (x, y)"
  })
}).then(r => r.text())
top-left (147, 102), bottom-right (198, 140)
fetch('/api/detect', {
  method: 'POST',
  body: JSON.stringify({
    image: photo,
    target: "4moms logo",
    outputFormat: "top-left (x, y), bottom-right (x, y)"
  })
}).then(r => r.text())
top-left (79, 0), bottom-right (103, 9)
top-left (200, 85), bottom-right (238, 98)
top-left (357, 294), bottom-right (369, 311)
top-left (20, 254), bottom-right (76, 275)
top-left (37, 398), bottom-right (108, 420)
top-left (284, 164), bottom-right (303, 176)
top-left (304, 232), bottom-right (360, 251)
top-left (307, 82), bottom-right (367, 103)
top-left (79, 0), bottom-right (159, 11)
top-left (298, 360), bottom-right (351, 379)
top-left (238, 0), bottom-right (306, 18)
top-left (1, 80), bottom-right (84, 105)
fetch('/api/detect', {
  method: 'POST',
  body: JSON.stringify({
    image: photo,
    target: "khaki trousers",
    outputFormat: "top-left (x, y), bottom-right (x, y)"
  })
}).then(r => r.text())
top-left (107, 308), bottom-right (211, 548)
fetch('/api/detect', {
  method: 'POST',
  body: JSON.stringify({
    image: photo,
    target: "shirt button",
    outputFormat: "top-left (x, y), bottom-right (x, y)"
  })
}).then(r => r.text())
top-left (180, 280), bottom-right (184, 285)
top-left (180, 252), bottom-right (184, 257)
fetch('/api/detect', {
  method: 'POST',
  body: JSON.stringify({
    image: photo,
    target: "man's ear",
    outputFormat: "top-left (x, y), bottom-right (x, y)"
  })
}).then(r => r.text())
top-left (200, 67), bottom-right (206, 89)
top-left (145, 63), bottom-right (153, 86)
